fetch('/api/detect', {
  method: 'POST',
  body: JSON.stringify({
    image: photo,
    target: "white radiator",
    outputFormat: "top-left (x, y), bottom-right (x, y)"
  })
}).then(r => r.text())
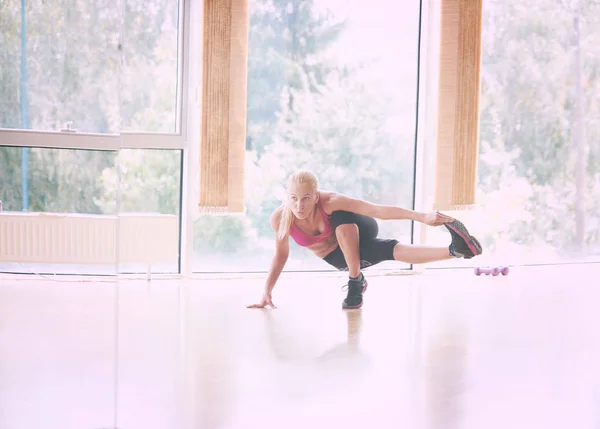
top-left (0, 212), bottom-right (179, 266)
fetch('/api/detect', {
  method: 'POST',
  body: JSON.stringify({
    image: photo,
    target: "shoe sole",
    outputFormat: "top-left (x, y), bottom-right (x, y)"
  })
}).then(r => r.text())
top-left (445, 219), bottom-right (483, 257)
top-left (342, 280), bottom-right (368, 309)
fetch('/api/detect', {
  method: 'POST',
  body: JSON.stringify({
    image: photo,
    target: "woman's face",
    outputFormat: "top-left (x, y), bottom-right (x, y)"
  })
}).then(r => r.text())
top-left (287, 181), bottom-right (318, 220)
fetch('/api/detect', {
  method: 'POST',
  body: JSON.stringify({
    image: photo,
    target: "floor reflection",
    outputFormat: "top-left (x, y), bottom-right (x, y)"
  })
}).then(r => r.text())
top-left (423, 306), bottom-right (468, 429)
top-left (2, 264), bottom-right (600, 429)
top-left (260, 307), bottom-right (371, 401)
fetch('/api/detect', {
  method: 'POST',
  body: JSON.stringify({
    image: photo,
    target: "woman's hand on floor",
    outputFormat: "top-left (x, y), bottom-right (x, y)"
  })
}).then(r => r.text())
top-left (246, 293), bottom-right (277, 309)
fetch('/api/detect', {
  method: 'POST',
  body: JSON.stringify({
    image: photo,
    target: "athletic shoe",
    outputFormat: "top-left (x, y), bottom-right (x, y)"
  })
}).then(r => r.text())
top-left (444, 218), bottom-right (483, 259)
top-left (342, 273), bottom-right (368, 309)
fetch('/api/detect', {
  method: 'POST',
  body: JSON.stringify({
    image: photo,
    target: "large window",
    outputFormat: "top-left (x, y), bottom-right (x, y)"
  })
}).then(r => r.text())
top-left (120, 0), bottom-right (181, 134)
top-left (0, 0), bottom-right (181, 137)
top-left (0, 0), bottom-right (120, 134)
top-left (423, 0), bottom-right (600, 269)
top-left (0, 0), bottom-right (185, 276)
top-left (0, 146), bottom-right (119, 275)
top-left (0, 146), bottom-right (181, 276)
top-left (1, 0), bottom-right (423, 276)
top-left (191, 0), bottom-right (423, 273)
top-left (114, 148), bottom-right (182, 275)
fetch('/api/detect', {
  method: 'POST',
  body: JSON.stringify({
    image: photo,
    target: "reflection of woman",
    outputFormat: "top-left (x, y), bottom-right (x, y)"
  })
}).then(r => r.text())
top-left (261, 308), bottom-right (367, 365)
top-left (248, 170), bottom-right (482, 310)
top-left (257, 308), bottom-right (369, 405)
top-left (314, 309), bottom-right (365, 362)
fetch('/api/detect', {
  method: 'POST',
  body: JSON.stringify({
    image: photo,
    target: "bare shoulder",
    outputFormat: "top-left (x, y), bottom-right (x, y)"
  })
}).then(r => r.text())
top-left (270, 205), bottom-right (291, 248)
top-left (318, 190), bottom-right (337, 202)
top-left (320, 190), bottom-right (379, 217)
top-left (270, 205), bottom-right (285, 230)
top-left (318, 190), bottom-right (347, 214)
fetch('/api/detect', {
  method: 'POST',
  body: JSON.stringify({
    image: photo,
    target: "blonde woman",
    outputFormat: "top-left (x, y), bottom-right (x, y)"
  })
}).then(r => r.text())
top-left (247, 170), bottom-right (482, 310)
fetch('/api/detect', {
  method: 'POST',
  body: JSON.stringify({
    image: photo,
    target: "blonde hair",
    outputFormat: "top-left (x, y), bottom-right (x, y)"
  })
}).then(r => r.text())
top-left (278, 169), bottom-right (319, 240)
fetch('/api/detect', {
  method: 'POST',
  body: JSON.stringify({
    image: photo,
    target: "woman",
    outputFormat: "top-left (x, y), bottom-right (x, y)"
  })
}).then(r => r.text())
top-left (247, 170), bottom-right (482, 310)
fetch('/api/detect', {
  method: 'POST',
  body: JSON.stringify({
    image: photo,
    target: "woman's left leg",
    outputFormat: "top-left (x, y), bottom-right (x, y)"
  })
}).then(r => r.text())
top-left (327, 211), bottom-right (381, 309)
top-left (334, 223), bottom-right (361, 278)
top-left (327, 210), bottom-right (381, 276)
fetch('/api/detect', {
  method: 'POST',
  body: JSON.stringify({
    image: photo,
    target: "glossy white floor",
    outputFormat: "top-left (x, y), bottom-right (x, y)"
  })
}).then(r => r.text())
top-left (1, 263), bottom-right (600, 429)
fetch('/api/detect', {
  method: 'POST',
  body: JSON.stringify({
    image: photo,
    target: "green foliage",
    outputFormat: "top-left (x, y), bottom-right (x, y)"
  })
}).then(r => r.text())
top-left (478, 0), bottom-right (600, 254)
top-left (0, 147), bottom-right (23, 210)
top-left (246, 0), bottom-right (346, 156)
top-left (242, 1), bottom-right (417, 244)
top-left (95, 149), bottom-right (181, 215)
top-left (0, 4), bottom-right (20, 128)
top-left (0, 147), bottom-right (115, 213)
top-left (193, 216), bottom-right (255, 255)
top-left (120, 0), bottom-right (178, 132)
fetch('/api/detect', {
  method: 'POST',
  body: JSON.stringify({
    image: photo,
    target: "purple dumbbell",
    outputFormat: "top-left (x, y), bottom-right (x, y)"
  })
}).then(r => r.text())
top-left (474, 266), bottom-right (509, 276)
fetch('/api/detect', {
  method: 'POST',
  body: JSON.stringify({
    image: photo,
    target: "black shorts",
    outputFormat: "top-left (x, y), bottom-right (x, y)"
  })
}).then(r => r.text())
top-left (322, 211), bottom-right (399, 271)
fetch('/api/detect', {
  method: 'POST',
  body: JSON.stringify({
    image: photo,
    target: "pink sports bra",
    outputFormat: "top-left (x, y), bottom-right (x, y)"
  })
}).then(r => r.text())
top-left (289, 201), bottom-right (334, 247)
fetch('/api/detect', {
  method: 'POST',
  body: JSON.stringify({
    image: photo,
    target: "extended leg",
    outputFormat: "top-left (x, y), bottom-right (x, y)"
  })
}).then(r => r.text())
top-left (357, 237), bottom-right (462, 268)
top-left (392, 243), bottom-right (454, 264)
top-left (388, 217), bottom-right (483, 264)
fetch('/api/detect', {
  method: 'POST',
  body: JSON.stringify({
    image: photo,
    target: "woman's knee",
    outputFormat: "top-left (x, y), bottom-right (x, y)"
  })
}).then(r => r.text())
top-left (331, 211), bottom-right (377, 241)
top-left (335, 223), bottom-right (359, 239)
top-left (391, 242), bottom-right (407, 260)
top-left (364, 239), bottom-right (400, 263)
top-left (330, 210), bottom-right (356, 228)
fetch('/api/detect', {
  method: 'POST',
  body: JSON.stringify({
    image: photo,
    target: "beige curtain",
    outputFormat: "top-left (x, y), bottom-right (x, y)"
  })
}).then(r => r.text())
top-left (198, 0), bottom-right (248, 214)
top-left (434, 0), bottom-right (483, 211)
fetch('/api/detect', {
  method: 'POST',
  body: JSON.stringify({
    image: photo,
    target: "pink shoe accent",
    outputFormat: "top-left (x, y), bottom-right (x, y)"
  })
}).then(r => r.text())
top-left (446, 221), bottom-right (481, 256)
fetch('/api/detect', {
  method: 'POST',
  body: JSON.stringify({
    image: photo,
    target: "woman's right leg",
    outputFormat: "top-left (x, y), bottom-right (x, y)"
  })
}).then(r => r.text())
top-left (392, 243), bottom-right (455, 264)
top-left (382, 218), bottom-right (483, 264)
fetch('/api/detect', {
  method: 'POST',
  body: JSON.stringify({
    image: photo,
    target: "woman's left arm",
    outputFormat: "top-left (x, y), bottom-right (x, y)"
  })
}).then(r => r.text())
top-left (325, 193), bottom-right (453, 226)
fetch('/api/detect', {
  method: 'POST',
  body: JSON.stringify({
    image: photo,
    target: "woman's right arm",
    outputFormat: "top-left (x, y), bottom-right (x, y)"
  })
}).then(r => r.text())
top-left (263, 237), bottom-right (289, 296)
top-left (247, 208), bottom-right (289, 308)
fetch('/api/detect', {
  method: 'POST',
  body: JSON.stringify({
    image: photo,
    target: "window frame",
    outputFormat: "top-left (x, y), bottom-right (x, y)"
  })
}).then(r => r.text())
top-left (0, 0), bottom-right (192, 276)
top-left (0, 0), bottom-right (189, 151)
top-left (412, 0), bottom-right (441, 274)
